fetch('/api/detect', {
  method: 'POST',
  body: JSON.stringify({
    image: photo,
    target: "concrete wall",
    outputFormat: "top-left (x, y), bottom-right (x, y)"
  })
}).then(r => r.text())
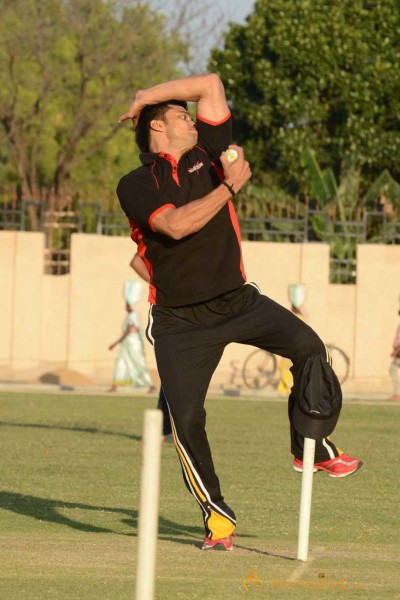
top-left (1, 231), bottom-right (399, 391)
top-left (0, 232), bottom-right (15, 369)
top-left (1, 232), bottom-right (44, 371)
top-left (355, 245), bottom-right (400, 379)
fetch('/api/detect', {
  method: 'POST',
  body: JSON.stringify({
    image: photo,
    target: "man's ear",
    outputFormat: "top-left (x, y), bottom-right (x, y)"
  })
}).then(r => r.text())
top-left (150, 119), bottom-right (165, 132)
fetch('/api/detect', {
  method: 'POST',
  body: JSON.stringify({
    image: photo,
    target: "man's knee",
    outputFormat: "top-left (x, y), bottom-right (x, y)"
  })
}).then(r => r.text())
top-left (291, 327), bottom-right (326, 363)
top-left (171, 406), bottom-right (206, 439)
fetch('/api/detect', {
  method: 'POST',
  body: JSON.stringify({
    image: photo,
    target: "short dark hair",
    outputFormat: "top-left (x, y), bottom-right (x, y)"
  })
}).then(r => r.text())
top-left (135, 100), bottom-right (188, 152)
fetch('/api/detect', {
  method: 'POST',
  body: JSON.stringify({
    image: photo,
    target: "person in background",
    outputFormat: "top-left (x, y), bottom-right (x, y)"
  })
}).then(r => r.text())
top-left (389, 308), bottom-right (400, 401)
top-left (108, 281), bottom-right (156, 393)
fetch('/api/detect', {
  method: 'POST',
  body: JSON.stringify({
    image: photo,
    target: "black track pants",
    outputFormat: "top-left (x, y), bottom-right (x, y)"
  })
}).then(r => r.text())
top-left (147, 283), bottom-right (340, 539)
top-left (156, 387), bottom-right (172, 436)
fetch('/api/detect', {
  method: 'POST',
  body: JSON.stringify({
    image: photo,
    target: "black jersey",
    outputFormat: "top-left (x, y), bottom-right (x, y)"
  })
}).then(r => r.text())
top-left (117, 113), bottom-right (246, 307)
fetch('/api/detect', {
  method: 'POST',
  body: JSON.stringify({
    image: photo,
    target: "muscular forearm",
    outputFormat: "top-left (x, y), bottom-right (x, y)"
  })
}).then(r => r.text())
top-left (119, 74), bottom-right (226, 123)
top-left (136, 74), bottom-right (217, 105)
top-left (152, 184), bottom-right (232, 240)
top-left (152, 145), bottom-right (251, 239)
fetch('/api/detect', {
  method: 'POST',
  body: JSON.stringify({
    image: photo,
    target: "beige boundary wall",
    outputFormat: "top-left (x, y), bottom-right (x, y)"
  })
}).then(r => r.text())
top-left (1, 231), bottom-right (399, 392)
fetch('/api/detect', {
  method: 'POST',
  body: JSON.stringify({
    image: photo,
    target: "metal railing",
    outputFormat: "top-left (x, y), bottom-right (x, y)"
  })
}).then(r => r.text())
top-left (1, 200), bottom-right (399, 281)
top-left (237, 208), bottom-right (399, 284)
top-left (0, 200), bottom-right (44, 231)
top-left (78, 203), bottom-right (128, 236)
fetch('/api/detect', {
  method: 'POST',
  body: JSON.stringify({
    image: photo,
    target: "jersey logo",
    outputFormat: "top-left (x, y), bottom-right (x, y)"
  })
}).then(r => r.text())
top-left (187, 161), bottom-right (204, 174)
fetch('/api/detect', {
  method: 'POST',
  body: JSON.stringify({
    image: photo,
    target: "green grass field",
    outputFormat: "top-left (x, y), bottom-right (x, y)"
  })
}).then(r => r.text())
top-left (0, 390), bottom-right (399, 599)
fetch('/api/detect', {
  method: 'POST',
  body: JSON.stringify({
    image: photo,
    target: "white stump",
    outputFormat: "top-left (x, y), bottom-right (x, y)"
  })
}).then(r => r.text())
top-left (297, 437), bottom-right (316, 561)
top-left (135, 409), bottom-right (163, 600)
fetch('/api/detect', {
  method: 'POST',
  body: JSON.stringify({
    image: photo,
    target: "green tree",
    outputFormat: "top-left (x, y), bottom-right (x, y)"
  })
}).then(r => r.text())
top-left (0, 0), bottom-right (186, 224)
top-left (209, 0), bottom-right (400, 197)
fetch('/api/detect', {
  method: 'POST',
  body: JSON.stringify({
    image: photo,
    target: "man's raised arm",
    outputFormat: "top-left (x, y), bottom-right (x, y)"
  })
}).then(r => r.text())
top-left (119, 73), bottom-right (229, 126)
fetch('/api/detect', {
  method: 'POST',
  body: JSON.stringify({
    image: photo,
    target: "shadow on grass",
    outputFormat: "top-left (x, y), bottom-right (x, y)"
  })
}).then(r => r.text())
top-left (0, 420), bottom-right (141, 441)
top-left (0, 491), bottom-right (204, 541)
top-left (235, 542), bottom-right (296, 561)
top-left (0, 492), bottom-right (288, 555)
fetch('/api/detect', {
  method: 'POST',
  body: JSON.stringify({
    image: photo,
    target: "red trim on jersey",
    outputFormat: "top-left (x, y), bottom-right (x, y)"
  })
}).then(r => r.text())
top-left (128, 217), bottom-right (142, 245)
top-left (227, 200), bottom-right (246, 281)
top-left (210, 160), bottom-right (225, 182)
top-left (137, 241), bottom-right (156, 304)
top-left (128, 217), bottom-right (157, 303)
top-left (148, 203), bottom-right (176, 232)
top-left (150, 161), bottom-right (159, 189)
top-left (159, 152), bottom-right (180, 186)
top-left (148, 284), bottom-right (156, 304)
top-left (196, 112), bottom-right (231, 126)
top-left (195, 145), bottom-right (207, 155)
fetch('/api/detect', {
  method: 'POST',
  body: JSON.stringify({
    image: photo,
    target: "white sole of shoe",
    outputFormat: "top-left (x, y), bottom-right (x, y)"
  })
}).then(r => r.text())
top-left (293, 465), bottom-right (318, 473)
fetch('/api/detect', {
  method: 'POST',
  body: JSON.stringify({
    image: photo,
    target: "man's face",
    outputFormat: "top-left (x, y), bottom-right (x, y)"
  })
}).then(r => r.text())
top-left (163, 105), bottom-right (198, 149)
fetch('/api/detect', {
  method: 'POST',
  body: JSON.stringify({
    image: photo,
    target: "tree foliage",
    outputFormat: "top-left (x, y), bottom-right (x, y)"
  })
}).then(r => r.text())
top-left (0, 0), bottom-right (186, 208)
top-left (209, 0), bottom-right (400, 197)
top-left (303, 148), bottom-right (400, 214)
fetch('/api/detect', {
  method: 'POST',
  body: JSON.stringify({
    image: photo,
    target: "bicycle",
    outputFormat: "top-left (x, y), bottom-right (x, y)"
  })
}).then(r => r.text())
top-left (242, 344), bottom-right (350, 390)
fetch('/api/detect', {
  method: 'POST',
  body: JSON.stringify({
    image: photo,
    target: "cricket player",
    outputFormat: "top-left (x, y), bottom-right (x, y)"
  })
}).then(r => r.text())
top-left (117, 74), bottom-right (362, 551)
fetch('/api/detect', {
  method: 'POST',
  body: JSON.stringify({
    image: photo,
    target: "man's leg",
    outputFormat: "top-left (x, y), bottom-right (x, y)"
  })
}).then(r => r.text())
top-left (149, 308), bottom-right (236, 541)
top-left (156, 387), bottom-right (172, 437)
top-left (217, 284), bottom-right (358, 465)
top-left (288, 400), bottom-right (340, 462)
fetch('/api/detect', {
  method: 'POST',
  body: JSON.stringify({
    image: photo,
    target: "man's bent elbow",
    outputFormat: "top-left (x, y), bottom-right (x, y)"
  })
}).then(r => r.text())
top-left (206, 73), bottom-right (225, 94)
top-left (155, 221), bottom-right (195, 240)
top-left (152, 209), bottom-right (198, 239)
top-left (167, 224), bottom-right (192, 240)
top-left (152, 221), bottom-right (186, 240)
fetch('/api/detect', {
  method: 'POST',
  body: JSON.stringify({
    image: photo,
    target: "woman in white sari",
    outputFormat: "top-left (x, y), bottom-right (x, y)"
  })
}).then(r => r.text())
top-left (108, 282), bottom-right (155, 392)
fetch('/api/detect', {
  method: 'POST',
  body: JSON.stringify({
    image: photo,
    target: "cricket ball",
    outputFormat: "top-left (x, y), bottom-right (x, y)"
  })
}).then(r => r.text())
top-left (225, 149), bottom-right (238, 163)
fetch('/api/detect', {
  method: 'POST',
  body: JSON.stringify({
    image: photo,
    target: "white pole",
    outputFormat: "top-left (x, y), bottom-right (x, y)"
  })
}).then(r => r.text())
top-left (135, 409), bottom-right (163, 600)
top-left (297, 437), bottom-right (316, 561)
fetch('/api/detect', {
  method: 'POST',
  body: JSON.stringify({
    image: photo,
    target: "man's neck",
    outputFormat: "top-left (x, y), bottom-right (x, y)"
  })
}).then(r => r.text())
top-left (150, 142), bottom-right (192, 162)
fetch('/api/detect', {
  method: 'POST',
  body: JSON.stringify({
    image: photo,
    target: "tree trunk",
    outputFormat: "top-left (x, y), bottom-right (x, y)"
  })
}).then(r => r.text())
top-left (21, 179), bottom-right (40, 231)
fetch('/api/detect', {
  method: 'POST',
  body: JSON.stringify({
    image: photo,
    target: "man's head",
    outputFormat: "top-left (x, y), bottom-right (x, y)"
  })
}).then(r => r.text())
top-left (135, 100), bottom-right (197, 154)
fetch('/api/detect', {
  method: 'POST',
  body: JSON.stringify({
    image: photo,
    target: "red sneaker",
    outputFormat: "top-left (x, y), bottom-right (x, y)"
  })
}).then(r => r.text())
top-left (201, 535), bottom-right (234, 551)
top-left (293, 458), bottom-right (318, 473)
top-left (293, 454), bottom-right (363, 478)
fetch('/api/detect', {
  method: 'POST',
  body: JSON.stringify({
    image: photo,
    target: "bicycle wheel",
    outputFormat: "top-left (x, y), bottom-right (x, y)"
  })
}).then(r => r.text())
top-left (327, 344), bottom-right (350, 384)
top-left (242, 349), bottom-right (277, 389)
